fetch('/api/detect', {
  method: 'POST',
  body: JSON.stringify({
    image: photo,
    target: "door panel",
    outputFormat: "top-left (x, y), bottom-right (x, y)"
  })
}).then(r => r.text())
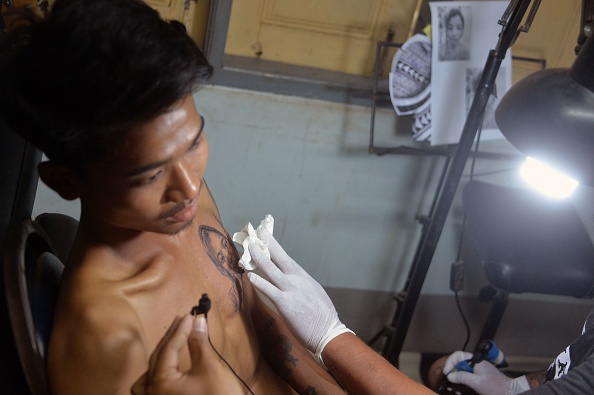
top-left (225, 0), bottom-right (418, 76)
top-left (225, 0), bottom-right (582, 80)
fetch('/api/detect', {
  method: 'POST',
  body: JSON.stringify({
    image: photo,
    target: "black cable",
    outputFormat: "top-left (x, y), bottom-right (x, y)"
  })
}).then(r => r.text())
top-left (207, 333), bottom-right (256, 395)
top-left (193, 294), bottom-right (255, 395)
top-left (453, 115), bottom-right (485, 351)
top-left (455, 290), bottom-right (471, 351)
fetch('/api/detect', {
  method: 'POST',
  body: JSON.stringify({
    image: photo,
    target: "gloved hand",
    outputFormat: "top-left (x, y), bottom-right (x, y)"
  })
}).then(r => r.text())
top-left (444, 351), bottom-right (530, 395)
top-left (247, 227), bottom-right (353, 367)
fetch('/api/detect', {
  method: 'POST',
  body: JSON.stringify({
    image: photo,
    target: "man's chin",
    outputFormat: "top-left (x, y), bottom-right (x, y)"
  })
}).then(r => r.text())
top-left (169, 218), bottom-right (193, 236)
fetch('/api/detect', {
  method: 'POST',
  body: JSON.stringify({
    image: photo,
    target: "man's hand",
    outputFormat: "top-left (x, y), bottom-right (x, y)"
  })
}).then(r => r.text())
top-left (131, 314), bottom-right (243, 395)
top-left (247, 227), bottom-right (353, 365)
top-left (444, 351), bottom-right (530, 395)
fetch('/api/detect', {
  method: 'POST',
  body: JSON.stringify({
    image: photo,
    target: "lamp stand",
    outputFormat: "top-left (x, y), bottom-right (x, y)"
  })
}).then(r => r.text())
top-left (380, 0), bottom-right (540, 366)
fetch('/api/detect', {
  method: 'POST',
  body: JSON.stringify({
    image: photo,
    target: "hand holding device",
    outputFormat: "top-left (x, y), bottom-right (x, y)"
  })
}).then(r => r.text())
top-left (131, 314), bottom-right (243, 395)
top-left (454, 340), bottom-right (508, 373)
top-left (191, 294), bottom-right (211, 317)
top-left (444, 351), bottom-right (529, 395)
top-left (247, 227), bottom-right (353, 366)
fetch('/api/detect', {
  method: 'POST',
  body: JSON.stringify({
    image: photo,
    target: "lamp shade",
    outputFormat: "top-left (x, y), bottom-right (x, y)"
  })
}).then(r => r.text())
top-left (495, 33), bottom-right (594, 187)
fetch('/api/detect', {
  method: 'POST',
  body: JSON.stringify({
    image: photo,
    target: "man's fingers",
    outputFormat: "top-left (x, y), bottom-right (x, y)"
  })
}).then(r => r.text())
top-left (131, 372), bottom-right (148, 395)
top-left (154, 315), bottom-right (183, 352)
top-left (149, 314), bottom-right (193, 380)
top-left (147, 315), bottom-right (182, 378)
top-left (187, 315), bottom-right (211, 374)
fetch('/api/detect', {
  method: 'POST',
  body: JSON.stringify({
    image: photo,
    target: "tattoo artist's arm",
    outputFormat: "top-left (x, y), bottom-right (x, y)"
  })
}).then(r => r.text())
top-left (525, 371), bottom-right (547, 388)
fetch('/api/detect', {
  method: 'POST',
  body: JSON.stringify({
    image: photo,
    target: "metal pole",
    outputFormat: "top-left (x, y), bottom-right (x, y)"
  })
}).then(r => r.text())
top-left (382, 0), bottom-right (535, 365)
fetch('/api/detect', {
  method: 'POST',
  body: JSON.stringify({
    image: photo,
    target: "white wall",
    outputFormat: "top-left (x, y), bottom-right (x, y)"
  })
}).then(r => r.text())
top-left (34, 84), bottom-right (538, 295)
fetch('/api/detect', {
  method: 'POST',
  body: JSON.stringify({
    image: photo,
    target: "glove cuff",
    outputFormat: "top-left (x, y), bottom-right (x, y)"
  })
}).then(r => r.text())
top-left (315, 324), bottom-right (355, 369)
top-left (512, 375), bottom-right (530, 394)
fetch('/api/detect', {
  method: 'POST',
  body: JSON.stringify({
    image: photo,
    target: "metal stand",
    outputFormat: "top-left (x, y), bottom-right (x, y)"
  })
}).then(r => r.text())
top-left (374, 0), bottom-right (542, 366)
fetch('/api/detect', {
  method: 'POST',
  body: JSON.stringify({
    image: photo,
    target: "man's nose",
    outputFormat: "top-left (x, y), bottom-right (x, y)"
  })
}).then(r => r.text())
top-left (166, 161), bottom-right (198, 202)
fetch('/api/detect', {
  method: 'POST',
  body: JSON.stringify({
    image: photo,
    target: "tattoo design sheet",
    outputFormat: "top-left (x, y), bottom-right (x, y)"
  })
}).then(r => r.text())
top-left (429, 1), bottom-right (512, 146)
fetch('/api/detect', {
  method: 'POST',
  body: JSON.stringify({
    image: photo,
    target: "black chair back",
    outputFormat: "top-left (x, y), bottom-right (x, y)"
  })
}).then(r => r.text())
top-left (3, 213), bottom-right (78, 395)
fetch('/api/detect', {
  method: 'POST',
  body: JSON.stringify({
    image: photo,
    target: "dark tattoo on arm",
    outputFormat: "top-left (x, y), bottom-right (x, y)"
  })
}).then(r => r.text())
top-left (526, 371), bottom-right (547, 388)
top-left (258, 318), bottom-right (322, 394)
top-left (260, 318), bottom-right (299, 378)
top-left (199, 224), bottom-right (243, 310)
top-left (257, 317), bottom-right (328, 395)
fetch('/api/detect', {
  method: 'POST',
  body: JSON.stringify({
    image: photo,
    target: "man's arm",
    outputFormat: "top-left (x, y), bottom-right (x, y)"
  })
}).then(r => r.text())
top-left (524, 371), bottom-right (547, 388)
top-left (519, 356), bottom-right (594, 394)
top-left (323, 332), bottom-right (434, 395)
top-left (248, 280), bottom-right (346, 394)
top-left (247, 229), bottom-right (433, 395)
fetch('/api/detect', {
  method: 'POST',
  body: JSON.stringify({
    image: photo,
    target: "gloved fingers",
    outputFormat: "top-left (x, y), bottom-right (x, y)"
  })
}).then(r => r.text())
top-left (472, 359), bottom-right (503, 376)
top-left (248, 272), bottom-right (285, 307)
top-left (443, 351), bottom-right (474, 375)
top-left (248, 243), bottom-right (292, 290)
top-left (445, 371), bottom-right (476, 386)
top-left (255, 227), bottom-right (299, 273)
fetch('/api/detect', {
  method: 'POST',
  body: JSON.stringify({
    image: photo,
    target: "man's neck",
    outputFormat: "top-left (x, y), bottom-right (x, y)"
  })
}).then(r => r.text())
top-left (73, 209), bottom-right (193, 265)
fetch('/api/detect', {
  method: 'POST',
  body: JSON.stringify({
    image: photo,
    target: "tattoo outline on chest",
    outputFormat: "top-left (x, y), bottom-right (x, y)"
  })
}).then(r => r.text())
top-left (198, 224), bottom-right (243, 310)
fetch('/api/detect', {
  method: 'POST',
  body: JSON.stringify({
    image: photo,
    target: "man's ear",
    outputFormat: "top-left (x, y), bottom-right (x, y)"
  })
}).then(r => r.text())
top-left (38, 161), bottom-right (81, 201)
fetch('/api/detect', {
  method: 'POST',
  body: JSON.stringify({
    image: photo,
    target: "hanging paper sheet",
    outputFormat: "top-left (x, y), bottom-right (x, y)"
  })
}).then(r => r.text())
top-left (429, 1), bottom-right (512, 146)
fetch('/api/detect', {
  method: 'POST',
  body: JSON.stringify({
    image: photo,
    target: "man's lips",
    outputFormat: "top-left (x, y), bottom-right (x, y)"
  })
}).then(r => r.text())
top-left (163, 199), bottom-right (197, 223)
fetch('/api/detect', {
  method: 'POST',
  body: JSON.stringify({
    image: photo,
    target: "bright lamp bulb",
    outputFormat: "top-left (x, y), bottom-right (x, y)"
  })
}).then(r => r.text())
top-left (520, 157), bottom-right (579, 198)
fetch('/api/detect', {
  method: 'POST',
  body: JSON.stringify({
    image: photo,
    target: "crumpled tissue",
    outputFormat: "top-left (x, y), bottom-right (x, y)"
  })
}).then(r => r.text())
top-left (232, 214), bottom-right (274, 271)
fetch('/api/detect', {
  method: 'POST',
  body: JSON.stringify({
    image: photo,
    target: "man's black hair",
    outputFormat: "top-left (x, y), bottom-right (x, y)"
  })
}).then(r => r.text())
top-left (0, 0), bottom-right (213, 168)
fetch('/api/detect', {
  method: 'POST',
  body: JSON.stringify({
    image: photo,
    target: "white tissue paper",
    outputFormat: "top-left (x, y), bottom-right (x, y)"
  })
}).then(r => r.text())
top-left (232, 214), bottom-right (274, 271)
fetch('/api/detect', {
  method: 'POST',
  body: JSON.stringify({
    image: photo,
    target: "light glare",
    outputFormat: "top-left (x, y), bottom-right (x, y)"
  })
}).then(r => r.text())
top-left (520, 157), bottom-right (579, 198)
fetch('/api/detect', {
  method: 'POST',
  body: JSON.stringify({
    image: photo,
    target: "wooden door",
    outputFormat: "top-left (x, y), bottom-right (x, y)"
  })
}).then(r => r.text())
top-left (225, 0), bottom-right (583, 81)
top-left (225, 0), bottom-right (418, 77)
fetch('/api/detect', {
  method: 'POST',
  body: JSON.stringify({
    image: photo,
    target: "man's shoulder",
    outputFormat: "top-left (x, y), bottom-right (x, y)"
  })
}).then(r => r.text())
top-left (50, 288), bottom-right (146, 375)
top-left (65, 238), bottom-right (175, 293)
top-left (55, 281), bottom-right (143, 343)
top-left (48, 277), bottom-right (148, 394)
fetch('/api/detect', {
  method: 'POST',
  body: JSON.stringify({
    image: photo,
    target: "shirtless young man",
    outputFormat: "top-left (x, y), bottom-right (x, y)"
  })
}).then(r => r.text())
top-left (139, 229), bottom-right (594, 395)
top-left (0, 1), bottom-right (343, 394)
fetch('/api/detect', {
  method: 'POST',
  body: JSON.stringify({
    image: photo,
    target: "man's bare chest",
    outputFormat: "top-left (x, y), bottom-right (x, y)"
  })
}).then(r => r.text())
top-left (130, 215), bottom-right (251, 342)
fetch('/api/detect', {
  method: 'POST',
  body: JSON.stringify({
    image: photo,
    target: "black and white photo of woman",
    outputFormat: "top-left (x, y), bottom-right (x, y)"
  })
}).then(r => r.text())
top-left (438, 7), bottom-right (471, 61)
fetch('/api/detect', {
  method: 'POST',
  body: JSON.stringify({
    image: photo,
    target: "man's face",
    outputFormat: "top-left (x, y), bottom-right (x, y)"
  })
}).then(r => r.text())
top-left (77, 95), bottom-right (209, 235)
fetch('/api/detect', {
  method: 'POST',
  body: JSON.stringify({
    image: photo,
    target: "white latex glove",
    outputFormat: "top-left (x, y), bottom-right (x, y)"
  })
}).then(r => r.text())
top-left (232, 214), bottom-right (274, 270)
top-left (247, 227), bottom-right (353, 367)
top-left (444, 351), bottom-right (530, 395)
